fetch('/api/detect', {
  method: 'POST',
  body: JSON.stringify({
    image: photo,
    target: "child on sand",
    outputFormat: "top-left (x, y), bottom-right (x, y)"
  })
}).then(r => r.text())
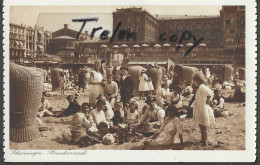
top-left (124, 99), bottom-right (140, 124)
top-left (192, 72), bottom-right (215, 146)
top-left (148, 104), bottom-right (183, 147)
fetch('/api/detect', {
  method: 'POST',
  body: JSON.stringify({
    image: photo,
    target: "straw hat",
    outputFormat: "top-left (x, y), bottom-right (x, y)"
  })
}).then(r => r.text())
top-left (102, 133), bottom-right (115, 145)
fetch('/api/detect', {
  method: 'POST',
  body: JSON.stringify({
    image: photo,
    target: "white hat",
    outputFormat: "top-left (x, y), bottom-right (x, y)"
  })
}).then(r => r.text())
top-left (102, 133), bottom-right (115, 145)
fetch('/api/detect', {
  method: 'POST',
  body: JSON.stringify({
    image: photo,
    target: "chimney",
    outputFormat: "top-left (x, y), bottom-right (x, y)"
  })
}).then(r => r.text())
top-left (85, 30), bottom-right (88, 35)
top-left (156, 14), bottom-right (158, 18)
top-left (64, 24), bottom-right (68, 29)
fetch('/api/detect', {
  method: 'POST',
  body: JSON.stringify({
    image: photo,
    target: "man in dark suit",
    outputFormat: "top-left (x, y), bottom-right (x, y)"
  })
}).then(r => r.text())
top-left (119, 66), bottom-right (134, 107)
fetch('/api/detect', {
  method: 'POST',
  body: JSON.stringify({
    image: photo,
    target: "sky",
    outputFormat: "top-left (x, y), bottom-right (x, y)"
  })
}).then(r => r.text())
top-left (10, 6), bottom-right (222, 36)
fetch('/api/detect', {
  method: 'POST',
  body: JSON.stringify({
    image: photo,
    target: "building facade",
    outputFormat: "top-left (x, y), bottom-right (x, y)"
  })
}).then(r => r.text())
top-left (112, 7), bottom-right (157, 43)
top-left (9, 23), bottom-right (52, 63)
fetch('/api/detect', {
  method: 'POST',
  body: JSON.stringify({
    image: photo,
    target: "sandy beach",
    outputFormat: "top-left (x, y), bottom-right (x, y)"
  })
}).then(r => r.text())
top-left (10, 87), bottom-right (245, 150)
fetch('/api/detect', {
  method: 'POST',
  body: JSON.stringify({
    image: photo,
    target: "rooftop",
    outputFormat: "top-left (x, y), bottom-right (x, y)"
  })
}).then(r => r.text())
top-left (53, 35), bottom-right (76, 40)
top-left (157, 15), bottom-right (220, 20)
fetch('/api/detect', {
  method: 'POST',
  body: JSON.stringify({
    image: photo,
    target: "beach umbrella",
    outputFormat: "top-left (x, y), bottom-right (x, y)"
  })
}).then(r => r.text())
top-left (133, 44), bottom-right (140, 48)
top-left (176, 44), bottom-right (183, 47)
top-left (100, 44), bottom-right (108, 48)
top-left (186, 43), bottom-right (194, 47)
top-left (199, 43), bottom-right (207, 47)
top-left (141, 44), bottom-right (148, 47)
top-left (120, 44), bottom-right (128, 48)
top-left (153, 44), bottom-right (161, 48)
top-left (163, 43), bottom-right (171, 47)
top-left (112, 44), bottom-right (119, 48)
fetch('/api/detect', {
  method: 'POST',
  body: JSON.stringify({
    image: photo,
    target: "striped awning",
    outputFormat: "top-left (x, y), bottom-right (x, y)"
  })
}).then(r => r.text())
top-left (15, 40), bottom-right (20, 46)
top-left (19, 41), bottom-right (24, 46)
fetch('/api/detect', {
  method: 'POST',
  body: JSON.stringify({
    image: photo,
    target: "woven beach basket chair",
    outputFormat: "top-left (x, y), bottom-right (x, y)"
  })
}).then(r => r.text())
top-left (51, 68), bottom-right (64, 91)
top-left (10, 62), bottom-right (43, 142)
top-left (224, 64), bottom-right (234, 82)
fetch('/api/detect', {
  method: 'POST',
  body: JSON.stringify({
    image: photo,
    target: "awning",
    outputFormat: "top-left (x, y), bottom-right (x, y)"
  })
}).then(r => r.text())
top-left (34, 61), bottom-right (44, 63)
top-left (15, 40), bottom-right (20, 46)
top-left (120, 44), bottom-right (128, 48)
top-left (100, 44), bottom-right (108, 48)
top-left (163, 43), bottom-right (171, 47)
top-left (132, 44), bottom-right (140, 48)
top-left (156, 62), bottom-right (167, 64)
top-left (19, 41), bottom-right (24, 46)
top-left (186, 43), bottom-right (194, 46)
top-left (153, 44), bottom-right (161, 48)
top-left (37, 45), bottom-right (44, 49)
top-left (38, 31), bottom-right (44, 36)
top-left (113, 45), bottom-right (119, 48)
top-left (141, 44), bottom-right (148, 47)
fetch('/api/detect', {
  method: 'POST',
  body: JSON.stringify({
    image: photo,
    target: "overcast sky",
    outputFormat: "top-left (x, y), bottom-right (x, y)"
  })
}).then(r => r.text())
top-left (10, 6), bottom-right (222, 36)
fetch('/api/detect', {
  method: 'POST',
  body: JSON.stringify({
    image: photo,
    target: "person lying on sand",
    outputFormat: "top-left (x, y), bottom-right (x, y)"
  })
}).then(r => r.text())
top-left (56, 95), bottom-right (81, 117)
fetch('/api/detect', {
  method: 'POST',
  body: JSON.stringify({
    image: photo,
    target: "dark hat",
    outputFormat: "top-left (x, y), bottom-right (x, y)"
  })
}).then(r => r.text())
top-left (96, 95), bottom-right (107, 105)
top-left (120, 66), bottom-right (128, 71)
top-left (145, 95), bottom-right (157, 104)
top-left (166, 104), bottom-right (179, 117)
top-left (66, 95), bottom-right (74, 101)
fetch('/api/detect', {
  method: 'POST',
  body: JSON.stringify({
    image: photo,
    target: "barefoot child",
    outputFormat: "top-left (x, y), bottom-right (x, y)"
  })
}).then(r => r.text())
top-left (192, 72), bottom-right (215, 146)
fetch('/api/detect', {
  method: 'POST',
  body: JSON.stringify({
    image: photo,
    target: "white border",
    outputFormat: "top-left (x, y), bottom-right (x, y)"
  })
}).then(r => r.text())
top-left (3, 0), bottom-right (257, 162)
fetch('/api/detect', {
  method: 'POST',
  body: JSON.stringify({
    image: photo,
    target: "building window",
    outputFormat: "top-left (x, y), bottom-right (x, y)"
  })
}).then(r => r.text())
top-left (168, 25), bottom-right (174, 32)
top-left (225, 19), bottom-right (231, 24)
top-left (127, 17), bottom-right (130, 23)
top-left (136, 17), bottom-right (140, 22)
top-left (204, 24), bottom-right (212, 31)
top-left (186, 24), bottom-right (192, 31)
top-left (226, 28), bottom-right (230, 34)
top-left (231, 18), bottom-right (235, 24)
top-left (136, 26), bottom-right (140, 32)
top-left (230, 28), bottom-right (235, 33)
top-left (177, 24), bottom-right (184, 31)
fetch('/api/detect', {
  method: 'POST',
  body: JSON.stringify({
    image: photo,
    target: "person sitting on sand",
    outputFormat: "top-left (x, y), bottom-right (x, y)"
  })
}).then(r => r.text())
top-left (223, 79), bottom-right (245, 102)
top-left (104, 73), bottom-right (118, 108)
top-left (38, 91), bottom-right (54, 117)
top-left (124, 98), bottom-right (140, 124)
top-left (70, 102), bottom-right (98, 145)
top-left (113, 101), bottom-right (124, 118)
top-left (156, 83), bottom-right (169, 108)
top-left (167, 86), bottom-right (183, 109)
top-left (148, 104), bottom-right (183, 147)
top-left (211, 89), bottom-right (229, 117)
top-left (57, 95), bottom-right (81, 117)
top-left (134, 96), bottom-right (165, 129)
top-left (90, 96), bottom-right (110, 128)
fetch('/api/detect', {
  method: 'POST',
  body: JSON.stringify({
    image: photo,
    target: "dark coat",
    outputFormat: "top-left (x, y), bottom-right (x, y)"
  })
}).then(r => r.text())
top-left (120, 76), bottom-right (134, 104)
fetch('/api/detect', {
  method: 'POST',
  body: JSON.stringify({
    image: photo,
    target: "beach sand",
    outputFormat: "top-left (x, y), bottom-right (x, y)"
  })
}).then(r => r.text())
top-left (10, 88), bottom-right (245, 150)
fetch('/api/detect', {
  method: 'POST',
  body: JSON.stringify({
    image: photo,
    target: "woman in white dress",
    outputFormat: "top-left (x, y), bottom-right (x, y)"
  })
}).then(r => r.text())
top-left (138, 69), bottom-right (149, 100)
top-left (192, 71), bottom-right (215, 146)
top-left (147, 76), bottom-right (154, 95)
top-left (89, 60), bottom-right (105, 107)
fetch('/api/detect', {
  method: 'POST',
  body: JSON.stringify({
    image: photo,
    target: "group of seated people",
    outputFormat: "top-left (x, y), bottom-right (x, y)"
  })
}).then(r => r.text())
top-left (37, 66), bottom-right (246, 148)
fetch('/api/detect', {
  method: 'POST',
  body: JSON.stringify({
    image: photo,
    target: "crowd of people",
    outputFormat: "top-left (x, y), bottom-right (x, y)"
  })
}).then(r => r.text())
top-left (37, 60), bottom-right (245, 149)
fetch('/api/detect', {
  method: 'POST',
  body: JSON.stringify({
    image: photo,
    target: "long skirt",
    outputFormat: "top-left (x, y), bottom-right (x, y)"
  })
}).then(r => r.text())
top-left (89, 84), bottom-right (104, 107)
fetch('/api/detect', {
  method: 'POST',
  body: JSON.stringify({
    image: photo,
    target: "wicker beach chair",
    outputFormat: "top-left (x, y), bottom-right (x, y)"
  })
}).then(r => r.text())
top-left (10, 62), bottom-right (43, 142)
top-left (51, 68), bottom-right (64, 91)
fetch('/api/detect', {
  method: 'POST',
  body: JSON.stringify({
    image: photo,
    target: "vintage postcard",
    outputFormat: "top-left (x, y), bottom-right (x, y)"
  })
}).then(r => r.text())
top-left (3, 0), bottom-right (257, 162)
